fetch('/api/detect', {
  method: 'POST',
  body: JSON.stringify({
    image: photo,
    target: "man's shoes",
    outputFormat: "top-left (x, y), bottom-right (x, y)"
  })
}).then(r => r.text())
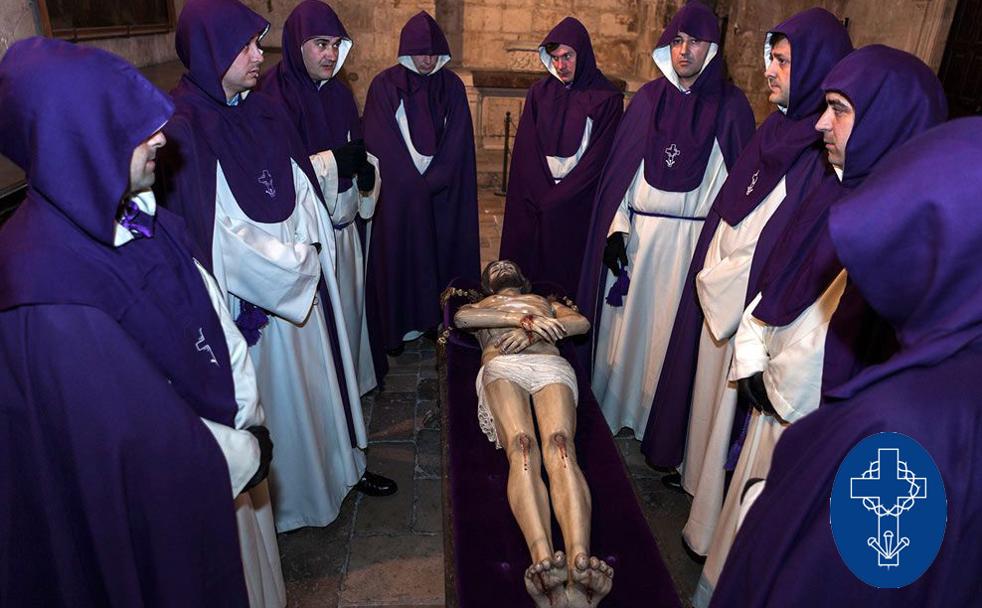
top-left (661, 472), bottom-right (685, 493)
top-left (355, 471), bottom-right (398, 497)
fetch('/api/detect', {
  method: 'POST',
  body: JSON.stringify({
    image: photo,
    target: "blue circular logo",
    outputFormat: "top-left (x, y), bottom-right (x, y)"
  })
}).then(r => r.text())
top-left (830, 432), bottom-right (947, 588)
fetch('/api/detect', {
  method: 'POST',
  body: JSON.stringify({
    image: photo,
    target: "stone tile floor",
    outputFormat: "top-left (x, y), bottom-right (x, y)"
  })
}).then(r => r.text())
top-left (277, 188), bottom-right (702, 607)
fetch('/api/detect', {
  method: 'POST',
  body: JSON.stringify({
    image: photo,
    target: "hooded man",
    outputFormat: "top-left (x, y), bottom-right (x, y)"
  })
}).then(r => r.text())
top-left (0, 38), bottom-right (268, 606)
top-left (692, 45), bottom-right (948, 608)
top-left (711, 118), bottom-right (982, 608)
top-left (157, 0), bottom-right (394, 543)
top-left (258, 0), bottom-right (382, 396)
top-left (576, 0), bottom-right (754, 439)
top-left (363, 11), bottom-right (480, 375)
top-left (640, 8), bottom-right (852, 557)
top-left (499, 17), bottom-right (623, 296)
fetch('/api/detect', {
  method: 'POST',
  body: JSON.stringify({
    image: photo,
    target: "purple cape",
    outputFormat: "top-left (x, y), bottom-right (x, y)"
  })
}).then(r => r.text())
top-left (711, 118), bottom-right (982, 608)
top-left (575, 1), bottom-right (755, 368)
top-left (157, 0), bottom-right (359, 443)
top-left (363, 11), bottom-right (479, 376)
top-left (257, 0), bottom-right (363, 193)
top-left (640, 8), bottom-right (852, 468)
top-left (498, 17), bottom-right (623, 296)
top-left (0, 38), bottom-right (246, 605)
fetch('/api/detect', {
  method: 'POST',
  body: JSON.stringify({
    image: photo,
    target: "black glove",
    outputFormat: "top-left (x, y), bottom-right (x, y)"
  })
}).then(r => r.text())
top-left (332, 139), bottom-right (367, 179)
top-left (356, 160), bottom-right (376, 192)
top-left (311, 241), bottom-right (322, 254)
top-left (242, 425), bottom-right (274, 493)
top-left (602, 232), bottom-right (628, 275)
top-left (737, 372), bottom-right (777, 417)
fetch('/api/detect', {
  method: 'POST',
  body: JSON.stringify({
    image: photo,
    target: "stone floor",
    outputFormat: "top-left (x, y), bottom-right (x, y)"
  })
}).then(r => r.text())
top-left (277, 188), bottom-right (703, 607)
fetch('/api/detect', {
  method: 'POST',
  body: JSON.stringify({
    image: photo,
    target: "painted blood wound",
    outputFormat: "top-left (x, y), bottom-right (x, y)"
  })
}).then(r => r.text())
top-left (553, 434), bottom-right (568, 468)
top-left (520, 435), bottom-right (531, 471)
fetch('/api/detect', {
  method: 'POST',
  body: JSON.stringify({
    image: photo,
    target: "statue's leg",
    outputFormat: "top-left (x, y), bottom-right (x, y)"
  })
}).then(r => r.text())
top-left (485, 378), bottom-right (568, 608)
top-left (533, 384), bottom-right (614, 607)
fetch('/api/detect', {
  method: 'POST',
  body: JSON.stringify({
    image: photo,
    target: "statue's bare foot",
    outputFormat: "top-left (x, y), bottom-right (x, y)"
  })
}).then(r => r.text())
top-left (566, 553), bottom-right (614, 607)
top-left (524, 551), bottom-right (569, 608)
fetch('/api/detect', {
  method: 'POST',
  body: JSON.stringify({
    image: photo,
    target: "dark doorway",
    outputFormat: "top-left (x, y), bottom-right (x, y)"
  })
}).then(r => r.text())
top-left (938, 0), bottom-right (982, 117)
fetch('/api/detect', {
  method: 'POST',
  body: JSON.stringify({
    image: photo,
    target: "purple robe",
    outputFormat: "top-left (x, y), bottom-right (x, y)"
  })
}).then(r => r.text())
top-left (711, 118), bottom-right (982, 608)
top-left (751, 46), bottom-right (947, 397)
top-left (0, 38), bottom-right (247, 606)
top-left (257, 0), bottom-right (362, 193)
top-left (640, 8), bottom-right (852, 468)
top-left (575, 0), bottom-right (755, 368)
top-left (156, 0), bottom-right (359, 446)
top-left (363, 11), bottom-right (479, 375)
top-left (499, 17), bottom-right (623, 296)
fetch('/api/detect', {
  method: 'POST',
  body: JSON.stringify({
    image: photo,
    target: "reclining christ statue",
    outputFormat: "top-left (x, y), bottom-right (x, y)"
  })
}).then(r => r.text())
top-left (454, 260), bottom-right (614, 607)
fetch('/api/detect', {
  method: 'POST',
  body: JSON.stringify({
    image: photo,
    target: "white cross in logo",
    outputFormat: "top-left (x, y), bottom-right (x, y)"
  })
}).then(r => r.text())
top-left (664, 144), bottom-right (680, 168)
top-left (745, 169), bottom-right (760, 196)
top-left (258, 169), bottom-right (276, 198)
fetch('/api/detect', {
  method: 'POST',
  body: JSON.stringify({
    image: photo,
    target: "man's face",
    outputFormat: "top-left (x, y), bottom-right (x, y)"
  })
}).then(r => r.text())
top-left (411, 54), bottom-right (439, 75)
top-left (764, 37), bottom-right (791, 107)
top-left (222, 34), bottom-right (264, 100)
top-left (484, 260), bottom-right (526, 294)
top-left (302, 36), bottom-right (343, 82)
top-left (549, 44), bottom-right (577, 84)
top-left (670, 31), bottom-right (711, 88)
top-left (815, 91), bottom-right (855, 169)
top-left (129, 129), bottom-right (167, 194)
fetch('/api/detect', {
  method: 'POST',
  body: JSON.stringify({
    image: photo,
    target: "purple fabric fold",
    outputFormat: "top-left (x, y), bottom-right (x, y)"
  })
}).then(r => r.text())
top-left (499, 18), bottom-right (623, 296)
top-left (712, 119), bottom-right (982, 608)
top-left (363, 12), bottom-right (479, 381)
top-left (604, 271), bottom-right (630, 307)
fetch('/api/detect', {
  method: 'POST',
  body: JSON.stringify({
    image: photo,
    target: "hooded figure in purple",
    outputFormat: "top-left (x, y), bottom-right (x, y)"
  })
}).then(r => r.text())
top-left (156, 0), bottom-right (376, 553)
top-left (640, 7), bottom-right (852, 559)
top-left (711, 117), bottom-right (982, 608)
top-left (363, 11), bottom-right (479, 373)
top-left (258, 0), bottom-right (382, 396)
top-left (576, 1), bottom-right (754, 441)
top-left (499, 17), bottom-right (623, 296)
top-left (691, 46), bottom-right (947, 608)
top-left (0, 37), bottom-right (270, 606)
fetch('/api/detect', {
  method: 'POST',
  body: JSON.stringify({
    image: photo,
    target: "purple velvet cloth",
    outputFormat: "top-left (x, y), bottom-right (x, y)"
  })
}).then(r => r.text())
top-left (0, 38), bottom-right (246, 605)
top-left (498, 18), bottom-right (623, 296)
top-left (754, 46), bottom-right (948, 327)
top-left (711, 118), bottom-right (982, 608)
top-left (157, 0), bottom-right (359, 444)
top-left (640, 8), bottom-right (852, 468)
top-left (574, 1), bottom-right (755, 368)
top-left (363, 12), bottom-right (479, 379)
top-left (258, 0), bottom-right (362, 193)
top-left (444, 279), bottom-right (681, 607)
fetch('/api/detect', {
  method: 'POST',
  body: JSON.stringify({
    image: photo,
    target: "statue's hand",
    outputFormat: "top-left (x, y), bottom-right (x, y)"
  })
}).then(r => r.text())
top-left (521, 314), bottom-right (567, 343)
top-left (495, 328), bottom-right (532, 354)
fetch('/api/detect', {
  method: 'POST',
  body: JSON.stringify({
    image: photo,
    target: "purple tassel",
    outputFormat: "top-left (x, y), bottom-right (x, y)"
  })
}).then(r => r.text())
top-left (605, 271), bottom-right (631, 307)
top-left (117, 199), bottom-right (155, 238)
top-left (235, 301), bottom-right (270, 346)
top-left (724, 411), bottom-right (752, 471)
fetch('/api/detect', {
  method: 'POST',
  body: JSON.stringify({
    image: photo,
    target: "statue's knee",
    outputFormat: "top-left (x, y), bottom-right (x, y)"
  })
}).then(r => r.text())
top-left (508, 432), bottom-right (535, 464)
top-left (544, 431), bottom-right (573, 465)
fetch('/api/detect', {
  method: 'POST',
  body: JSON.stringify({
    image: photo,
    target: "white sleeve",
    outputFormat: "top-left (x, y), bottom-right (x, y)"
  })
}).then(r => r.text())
top-left (193, 260), bottom-right (265, 496)
top-left (309, 150), bottom-right (341, 216)
top-left (607, 164), bottom-right (641, 238)
top-left (356, 152), bottom-right (381, 219)
top-left (696, 223), bottom-right (755, 342)
top-left (759, 270), bottom-right (848, 423)
top-left (730, 292), bottom-right (770, 381)
top-left (216, 216), bottom-right (321, 324)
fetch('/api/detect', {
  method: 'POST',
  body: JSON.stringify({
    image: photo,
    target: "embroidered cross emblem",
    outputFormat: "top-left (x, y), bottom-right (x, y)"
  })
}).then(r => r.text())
top-left (195, 327), bottom-right (220, 367)
top-left (745, 169), bottom-right (760, 196)
top-left (258, 170), bottom-right (276, 198)
top-left (665, 144), bottom-right (681, 168)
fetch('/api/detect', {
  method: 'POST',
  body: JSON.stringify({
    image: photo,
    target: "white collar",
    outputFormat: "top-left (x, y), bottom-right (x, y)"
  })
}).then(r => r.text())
top-left (397, 54), bottom-right (451, 76)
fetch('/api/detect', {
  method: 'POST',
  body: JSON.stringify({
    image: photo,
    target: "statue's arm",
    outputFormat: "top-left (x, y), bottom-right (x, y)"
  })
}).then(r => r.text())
top-left (453, 303), bottom-right (523, 331)
top-left (553, 302), bottom-right (590, 338)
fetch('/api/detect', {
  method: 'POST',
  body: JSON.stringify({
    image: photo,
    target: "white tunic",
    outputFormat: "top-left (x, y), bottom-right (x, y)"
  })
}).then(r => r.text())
top-left (211, 159), bottom-right (367, 534)
top-left (680, 177), bottom-right (787, 556)
top-left (691, 270), bottom-right (849, 607)
top-left (311, 145), bottom-right (381, 395)
top-left (117, 191), bottom-right (285, 608)
top-left (592, 144), bottom-right (728, 437)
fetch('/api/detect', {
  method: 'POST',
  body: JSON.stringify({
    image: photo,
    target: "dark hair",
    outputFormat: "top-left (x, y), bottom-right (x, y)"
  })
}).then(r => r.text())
top-left (769, 32), bottom-right (787, 47)
top-left (543, 42), bottom-right (561, 54)
top-left (481, 260), bottom-right (532, 295)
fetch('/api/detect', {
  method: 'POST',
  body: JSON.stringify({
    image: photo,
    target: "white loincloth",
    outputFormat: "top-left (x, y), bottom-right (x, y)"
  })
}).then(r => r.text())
top-left (476, 354), bottom-right (578, 448)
